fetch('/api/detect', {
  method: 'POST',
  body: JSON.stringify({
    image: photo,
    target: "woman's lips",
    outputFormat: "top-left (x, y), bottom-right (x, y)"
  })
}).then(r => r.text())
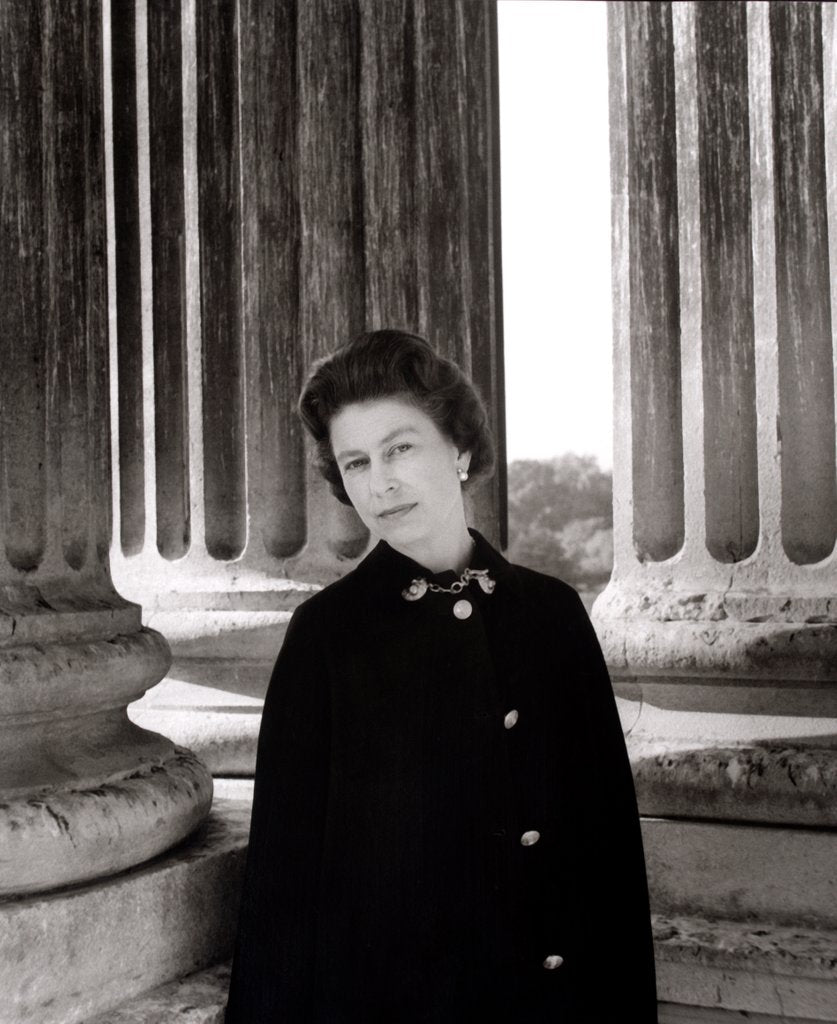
top-left (377, 503), bottom-right (416, 520)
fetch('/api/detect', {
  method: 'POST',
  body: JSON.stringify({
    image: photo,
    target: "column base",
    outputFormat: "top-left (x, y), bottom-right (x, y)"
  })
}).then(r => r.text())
top-left (2, 780), bottom-right (250, 1024)
top-left (0, 746), bottom-right (213, 896)
top-left (129, 607), bottom-right (301, 776)
top-left (1, 612), bottom-right (215, 894)
top-left (594, 581), bottom-right (837, 688)
top-left (595, 581), bottom-right (837, 827)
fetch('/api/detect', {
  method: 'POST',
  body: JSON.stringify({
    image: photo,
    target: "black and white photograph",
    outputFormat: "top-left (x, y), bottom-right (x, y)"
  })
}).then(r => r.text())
top-left (1, 1), bottom-right (835, 1022)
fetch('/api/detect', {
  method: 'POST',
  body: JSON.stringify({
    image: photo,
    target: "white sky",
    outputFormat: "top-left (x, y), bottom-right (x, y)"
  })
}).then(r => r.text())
top-left (498, 1), bottom-right (613, 468)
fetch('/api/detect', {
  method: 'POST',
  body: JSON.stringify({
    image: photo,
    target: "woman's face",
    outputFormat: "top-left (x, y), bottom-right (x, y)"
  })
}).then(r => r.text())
top-left (329, 396), bottom-right (470, 559)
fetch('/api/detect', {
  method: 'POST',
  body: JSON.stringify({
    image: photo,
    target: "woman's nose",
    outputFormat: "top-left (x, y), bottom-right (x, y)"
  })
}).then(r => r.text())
top-left (368, 458), bottom-right (396, 496)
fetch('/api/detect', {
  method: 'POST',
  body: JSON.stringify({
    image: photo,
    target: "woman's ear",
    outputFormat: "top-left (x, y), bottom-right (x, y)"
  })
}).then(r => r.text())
top-left (456, 450), bottom-right (472, 475)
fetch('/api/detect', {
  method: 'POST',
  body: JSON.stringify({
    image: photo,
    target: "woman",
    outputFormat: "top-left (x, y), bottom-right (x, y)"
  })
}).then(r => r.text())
top-left (225, 330), bottom-right (657, 1022)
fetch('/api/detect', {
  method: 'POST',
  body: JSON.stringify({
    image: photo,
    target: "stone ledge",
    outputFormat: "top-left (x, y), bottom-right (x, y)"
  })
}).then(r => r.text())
top-left (1, 788), bottom-right (249, 1024)
top-left (655, 915), bottom-right (837, 1021)
top-left (633, 743), bottom-right (837, 826)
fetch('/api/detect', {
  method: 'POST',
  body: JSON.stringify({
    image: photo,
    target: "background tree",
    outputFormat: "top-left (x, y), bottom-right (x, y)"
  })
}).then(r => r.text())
top-left (506, 455), bottom-right (613, 598)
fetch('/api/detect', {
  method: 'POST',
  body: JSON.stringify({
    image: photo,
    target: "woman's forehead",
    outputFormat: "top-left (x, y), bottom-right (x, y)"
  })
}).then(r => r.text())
top-left (329, 397), bottom-right (442, 452)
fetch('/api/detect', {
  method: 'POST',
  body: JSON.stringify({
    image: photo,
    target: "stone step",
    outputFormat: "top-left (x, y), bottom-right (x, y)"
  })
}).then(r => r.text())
top-left (82, 963), bottom-right (229, 1024)
top-left (8, 782), bottom-right (836, 1023)
top-left (642, 817), bottom-right (837, 928)
top-left (654, 914), bottom-right (837, 1022)
top-left (82, 916), bottom-right (837, 1024)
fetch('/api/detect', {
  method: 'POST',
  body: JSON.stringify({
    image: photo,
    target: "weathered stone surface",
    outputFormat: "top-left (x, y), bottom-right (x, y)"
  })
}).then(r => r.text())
top-left (83, 963), bottom-right (230, 1024)
top-left (599, 616), bottom-right (837, 684)
top-left (633, 744), bottom-right (837, 826)
top-left (0, 624), bottom-right (171, 722)
top-left (659, 1003), bottom-right (825, 1024)
top-left (654, 915), bottom-right (837, 1021)
top-left (643, 818), bottom-right (837, 929)
top-left (110, 0), bottom-right (504, 586)
top-left (1, 786), bottom-right (249, 1024)
top-left (0, 748), bottom-right (213, 896)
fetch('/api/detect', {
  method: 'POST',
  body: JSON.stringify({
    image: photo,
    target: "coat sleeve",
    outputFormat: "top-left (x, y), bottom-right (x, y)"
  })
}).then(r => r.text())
top-left (563, 588), bottom-right (658, 1022)
top-left (225, 601), bottom-right (330, 1023)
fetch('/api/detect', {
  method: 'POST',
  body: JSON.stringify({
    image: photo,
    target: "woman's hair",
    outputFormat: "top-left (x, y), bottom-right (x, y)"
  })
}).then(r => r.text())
top-left (298, 329), bottom-right (495, 506)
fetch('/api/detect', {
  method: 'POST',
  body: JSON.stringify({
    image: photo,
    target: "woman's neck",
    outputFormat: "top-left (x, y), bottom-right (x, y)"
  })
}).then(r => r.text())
top-left (395, 523), bottom-right (474, 576)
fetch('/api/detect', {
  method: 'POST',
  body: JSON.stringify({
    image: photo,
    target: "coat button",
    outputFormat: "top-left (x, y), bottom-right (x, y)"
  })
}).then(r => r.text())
top-left (543, 955), bottom-right (564, 970)
top-left (520, 830), bottom-right (540, 846)
top-left (503, 709), bottom-right (519, 729)
top-left (453, 599), bottom-right (472, 620)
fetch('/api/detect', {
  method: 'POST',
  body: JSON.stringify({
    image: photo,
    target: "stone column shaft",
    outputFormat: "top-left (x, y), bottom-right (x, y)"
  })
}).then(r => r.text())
top-left (0, 0), bottom-right (211, 899)
top-left (602, 0), bottom-right (837, 790)
top-left (109, 0), bottom-right (505, 774)
top-left (602, 2), bottom-right (836, 1018)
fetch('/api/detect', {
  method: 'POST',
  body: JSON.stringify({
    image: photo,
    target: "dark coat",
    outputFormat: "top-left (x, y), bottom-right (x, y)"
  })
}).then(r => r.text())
top-left (225, 530), bottom-right (657, 1022)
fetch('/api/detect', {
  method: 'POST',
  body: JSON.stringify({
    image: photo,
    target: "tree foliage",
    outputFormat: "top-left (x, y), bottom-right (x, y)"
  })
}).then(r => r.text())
top-left (506, 454), bottom-right (614, 589)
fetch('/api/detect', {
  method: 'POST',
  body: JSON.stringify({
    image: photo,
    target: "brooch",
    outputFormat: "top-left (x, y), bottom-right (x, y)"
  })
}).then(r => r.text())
top-left (401, 568), bottom-right (496, 602)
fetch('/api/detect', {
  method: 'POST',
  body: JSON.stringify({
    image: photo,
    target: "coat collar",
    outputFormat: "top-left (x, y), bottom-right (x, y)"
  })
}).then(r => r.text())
top-left (347, 529), bottom-right (530, 699)
top-left (353, 528), bottom-right (523, 608)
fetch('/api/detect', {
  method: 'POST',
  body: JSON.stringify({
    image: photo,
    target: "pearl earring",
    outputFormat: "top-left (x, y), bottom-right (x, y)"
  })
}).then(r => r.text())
top-left (457, 467), bottom-right (469, 482)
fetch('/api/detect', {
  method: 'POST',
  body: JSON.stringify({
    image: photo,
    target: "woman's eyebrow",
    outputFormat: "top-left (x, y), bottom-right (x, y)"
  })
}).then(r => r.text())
top-left (378, 425), bottom-right (419, 446)
top-left (336, 426), bottom-right (419, 463)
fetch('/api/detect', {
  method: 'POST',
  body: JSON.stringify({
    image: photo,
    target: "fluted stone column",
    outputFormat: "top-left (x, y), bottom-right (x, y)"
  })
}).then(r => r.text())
top-left (0, 0), bottom-right (212, 899)
top-left (109, 0), bottom-right (505, 775)
top-left (601, 3), bottom-right (836, 1019)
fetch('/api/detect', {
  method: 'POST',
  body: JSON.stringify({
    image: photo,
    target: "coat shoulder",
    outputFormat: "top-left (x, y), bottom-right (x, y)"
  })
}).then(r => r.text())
top-left (508, 561), bottom-right (586, 614)
top-left (288, 558), bottom-right (371, 628)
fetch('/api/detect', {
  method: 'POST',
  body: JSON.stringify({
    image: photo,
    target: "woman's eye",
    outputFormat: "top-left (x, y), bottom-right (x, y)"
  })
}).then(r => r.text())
top-left (344, 458), bottom-right (367, 472)
top-left (390, 443), bottom-right (412, 456)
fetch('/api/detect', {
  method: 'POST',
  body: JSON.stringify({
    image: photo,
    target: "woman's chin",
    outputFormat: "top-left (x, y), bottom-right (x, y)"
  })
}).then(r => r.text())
top-left (372, 516), bottom-right (428, 553)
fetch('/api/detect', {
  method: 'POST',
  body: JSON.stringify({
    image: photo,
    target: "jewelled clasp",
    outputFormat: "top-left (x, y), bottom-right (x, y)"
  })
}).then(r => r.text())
top-left (465, 568), bottom-right (496, 594)
top-left (401, 569), bottom-right (495, 601)
top-left (402, 578), bottom-right (429, 601)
